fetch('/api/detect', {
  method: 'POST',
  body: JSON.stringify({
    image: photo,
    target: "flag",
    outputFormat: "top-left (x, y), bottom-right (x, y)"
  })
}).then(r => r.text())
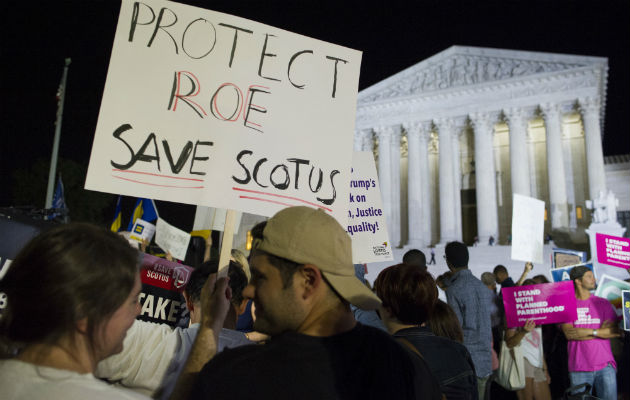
top-left (127, 198), bottom-right (159, 231)
top-left (51, 176), bottom-right (66, 211)
top-left (50, 176), bottom-right (68, 220)
top-left (110, 196), bottom-right (122, 232)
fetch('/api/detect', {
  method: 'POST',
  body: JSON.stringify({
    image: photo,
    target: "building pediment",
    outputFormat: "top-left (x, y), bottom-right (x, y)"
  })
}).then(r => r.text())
top-left (358, 46), bottom-right (607, 104)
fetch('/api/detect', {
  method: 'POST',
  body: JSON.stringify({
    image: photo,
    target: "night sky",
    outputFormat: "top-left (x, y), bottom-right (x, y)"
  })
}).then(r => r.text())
top-left (1, 0), bottom-right (628, 212)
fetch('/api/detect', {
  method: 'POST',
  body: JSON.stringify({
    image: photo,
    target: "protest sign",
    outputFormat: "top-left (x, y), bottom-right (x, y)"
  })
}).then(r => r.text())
top-left (193, 206), bottom-right (243, 233)
top-left (346, 152), bottom-right (392, 263)
top-left (596, 233), bottom-right (630, 269)
top-left (85, 0), bottom-right (361, 225)
top-left (139, 253), bottom-right (193, 327)
top-left (594, 274), bottom-right (630, 319)
top-left (511, 194), bottom-right (545, 264)
top-left (550, 263), bottom-right (595, 283)
top-left (502, 281), bottom-right (577, 328)
top-left (551, 248), bottom-right (587, 269)
top-left (155, 218), bottom-right (192, 261)
top-left (623, 290), bottom-right (630, 331)
top-left (129, 218), bottom-right (156, 242)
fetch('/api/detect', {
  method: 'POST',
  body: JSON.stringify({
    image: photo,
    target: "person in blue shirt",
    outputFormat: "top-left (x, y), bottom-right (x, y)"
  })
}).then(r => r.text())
top-left (444, 241), bottom-right (494, 400)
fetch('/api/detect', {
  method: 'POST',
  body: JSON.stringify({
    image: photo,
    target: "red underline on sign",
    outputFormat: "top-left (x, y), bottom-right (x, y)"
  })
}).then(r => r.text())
top-left (113, 175), bottom-right (204, 189)
top-left (232, 187), bottom-right (332, 212)
top-left (112, 169), bottom-right (204, 182)
top-left (238, 196), bottom-right (294, 207)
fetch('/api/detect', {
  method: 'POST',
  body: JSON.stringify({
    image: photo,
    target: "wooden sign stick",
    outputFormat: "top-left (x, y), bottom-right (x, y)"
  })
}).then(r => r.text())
top-left (217, 209), bottom-right (238, 278)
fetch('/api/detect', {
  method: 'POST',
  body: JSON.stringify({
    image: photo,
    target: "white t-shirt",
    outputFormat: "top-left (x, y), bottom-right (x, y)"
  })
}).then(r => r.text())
top-left (95, 319), bottom-right (252, 399)
top-left (520, 327), bottom-right (544, 368)
top-left (0, 359), bottom-right (149, 400)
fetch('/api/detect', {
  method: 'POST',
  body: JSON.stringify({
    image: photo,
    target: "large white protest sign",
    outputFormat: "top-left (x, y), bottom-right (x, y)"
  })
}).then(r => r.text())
top-left (85, 0), bottom-right (361, 225)
top-left (346, 152), bottom-right (392, 264)
top-left (511, 194), bottom-right (545, 264)
top-left (193, 206), bottom-right (242, 233)
top-left (156, 218), bottom-right (192, 261)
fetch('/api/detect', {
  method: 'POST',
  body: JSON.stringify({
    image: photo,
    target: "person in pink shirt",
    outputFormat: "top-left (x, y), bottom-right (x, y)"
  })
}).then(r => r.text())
top-left (561, 265), bottom-right (621, 400)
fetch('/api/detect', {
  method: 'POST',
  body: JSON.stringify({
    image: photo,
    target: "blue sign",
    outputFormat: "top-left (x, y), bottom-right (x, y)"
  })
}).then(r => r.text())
top-left (551, 263), bottom-right (594, 282)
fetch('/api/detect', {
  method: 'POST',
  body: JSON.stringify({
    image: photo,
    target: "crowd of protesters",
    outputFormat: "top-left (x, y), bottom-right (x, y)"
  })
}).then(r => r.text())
top-left (0, 206), bottom-right (628, 399)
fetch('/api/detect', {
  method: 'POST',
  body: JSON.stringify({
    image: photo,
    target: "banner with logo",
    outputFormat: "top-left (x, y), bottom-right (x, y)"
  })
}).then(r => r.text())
top-left (346, 152), bottom-right (392, 263)
top-left (139, 253), bottom-right (193, 327)
top-left (129, 218), bottom-right (156, 243)
top-left (502, 281), bottom-right (577, 328)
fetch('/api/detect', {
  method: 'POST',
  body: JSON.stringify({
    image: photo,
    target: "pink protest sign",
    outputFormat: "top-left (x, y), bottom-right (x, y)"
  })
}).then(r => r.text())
top-left (502, 281), bottom-right (577, 328)
top-left (596, 233), bottom-right (630, 269)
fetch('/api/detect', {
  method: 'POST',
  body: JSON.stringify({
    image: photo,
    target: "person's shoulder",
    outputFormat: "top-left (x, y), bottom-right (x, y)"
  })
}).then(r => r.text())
top-left (591, 295), bottom-right (616, 310)
top-left (0, 360), bottom-right (150, 400)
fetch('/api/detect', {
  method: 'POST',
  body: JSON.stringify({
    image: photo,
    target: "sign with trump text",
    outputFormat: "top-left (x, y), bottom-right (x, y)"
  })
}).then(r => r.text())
top-left (85, 0), bottom-right (361, 224)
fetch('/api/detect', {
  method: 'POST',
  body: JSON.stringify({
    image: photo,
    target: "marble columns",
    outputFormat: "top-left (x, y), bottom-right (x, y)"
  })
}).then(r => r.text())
top-left (405, 121), bottom-right (432, 247)
top-left (470, 112), bottom-right (499, 244)
top-left (579, 97), bottom-right (607, 199)
top-left (452, 120), bottom-right (466, 242)
top-left (505, 107), bottom-right (532, 196)
top-left (354, 129), bottom-right (373, 152)
top-left (390, 125), bottom-right (402, 247)
top-left (541, 103), bottom-right (569, 229)
top-left (435, 118), bottom-right (458, 243)
top-left (375, 126), bottom-right (401, 247)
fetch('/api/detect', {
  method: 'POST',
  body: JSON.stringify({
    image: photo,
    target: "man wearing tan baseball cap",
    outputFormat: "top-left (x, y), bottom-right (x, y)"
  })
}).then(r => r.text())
top-left (190, 206), bottom-right (441, 400)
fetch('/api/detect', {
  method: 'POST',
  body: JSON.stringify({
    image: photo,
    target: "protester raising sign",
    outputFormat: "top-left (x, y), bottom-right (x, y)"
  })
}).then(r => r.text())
top-left (502, 281), bottom-right (577, 328)
top-left (85, 0), bottom-right (362, 225)
top-left (511, 194), bottom-right (544, 264)
top-left (155, 218), bottom-right (191, 261)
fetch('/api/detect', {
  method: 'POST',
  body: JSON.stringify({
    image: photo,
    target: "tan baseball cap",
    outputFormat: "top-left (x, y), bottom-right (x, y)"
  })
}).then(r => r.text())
top-left (254, 206), bottom-right (381, 310)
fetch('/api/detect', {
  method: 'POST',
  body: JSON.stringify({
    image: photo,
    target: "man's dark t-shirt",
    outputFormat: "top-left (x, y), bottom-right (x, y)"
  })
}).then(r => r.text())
top-left (189, 323), bottom-right (441, 400)
top-left (500, 277), bottom-right (515, 288)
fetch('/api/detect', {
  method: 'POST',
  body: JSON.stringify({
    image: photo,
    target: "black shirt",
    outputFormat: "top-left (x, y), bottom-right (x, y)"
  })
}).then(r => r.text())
top-left (189, 323), bottom-right (441, 400)
top-left (394, 326), bottom-right (478, 400)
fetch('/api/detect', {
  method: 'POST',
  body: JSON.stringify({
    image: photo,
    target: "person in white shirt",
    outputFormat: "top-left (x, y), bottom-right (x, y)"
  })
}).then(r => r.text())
top-left (505, 279), bottom-right (551, 400)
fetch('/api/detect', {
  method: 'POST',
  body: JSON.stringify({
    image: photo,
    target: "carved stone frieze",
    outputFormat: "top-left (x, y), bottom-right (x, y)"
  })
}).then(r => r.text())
top-left (360, 53), bottom-right (588, 103)
top-left (355, 67), bottom-right (603, 131)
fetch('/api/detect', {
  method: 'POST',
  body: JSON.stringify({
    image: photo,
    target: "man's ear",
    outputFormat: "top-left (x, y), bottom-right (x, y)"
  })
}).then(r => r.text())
top-left (76, 317), bottom-right (88, 335)
top-left (300, 264), bottom-right (323, 299)
top-left (237, 298), bottom-right (249, 316)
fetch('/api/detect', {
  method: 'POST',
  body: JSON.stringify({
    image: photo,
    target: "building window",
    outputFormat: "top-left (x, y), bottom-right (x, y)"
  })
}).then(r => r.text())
top-left (544, 209), bottom-right (548, 221)
top-left (576, 206), bottom-right (583, 220)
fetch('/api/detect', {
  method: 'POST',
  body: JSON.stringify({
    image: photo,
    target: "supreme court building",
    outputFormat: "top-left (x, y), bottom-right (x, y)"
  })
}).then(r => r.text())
top-left (354, 46), bottom-right (616, 247)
